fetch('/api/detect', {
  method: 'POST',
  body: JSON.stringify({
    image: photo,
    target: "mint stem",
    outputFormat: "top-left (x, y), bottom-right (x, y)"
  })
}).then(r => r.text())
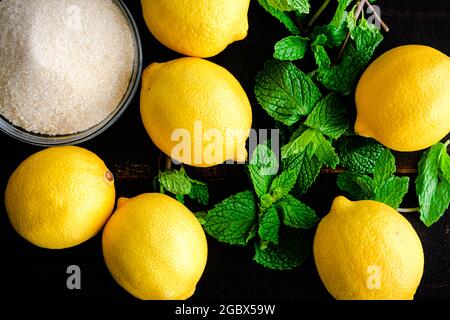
top-left (307, 0), bottom-right (331, 28)
top-left (444, 140), bottom-right (450, 148)
top-left (397, 207), bottom-right (420, 213)
top-left (336, 0), bottom-right (365, 63)
top-left (364, 0), bottom-right (390, 32)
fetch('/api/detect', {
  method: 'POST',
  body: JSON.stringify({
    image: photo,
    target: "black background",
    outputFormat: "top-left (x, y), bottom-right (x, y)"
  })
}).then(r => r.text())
top-left (0, 0), bottom-right (449, 300)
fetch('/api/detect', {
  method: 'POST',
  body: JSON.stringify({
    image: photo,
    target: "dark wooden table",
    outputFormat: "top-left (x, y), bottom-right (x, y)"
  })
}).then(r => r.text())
top-left (0, 0), bottom-right (448, 300)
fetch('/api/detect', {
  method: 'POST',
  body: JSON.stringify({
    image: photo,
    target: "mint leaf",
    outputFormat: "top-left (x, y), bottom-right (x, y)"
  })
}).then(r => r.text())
top-left (158, 168), bottom-right (192, 195)
top-left (304, 93), bottom-right (350, 139)
top-left (282, 129), bottom-right (338, 169)
top-left (269, 166), bottom-right (300, 201)
top-left (189, 181), bottom-right (209, 205)
top-left (296, 154), bottom-right (322, 195)
top-left (267, 0), bottom-right (292, 11)
top-left (374, 176), bottom-right (410, 209)
top-left (175, 194), bottom-right (185, 204)
top-left (416, 142), bottom-right (450, 227)
top-left (246, 224), bottom-right (259, 244)
top-left (248, 144), bottom-right (279, 198)
top-left (258, 206), bottom-right (281, 245)
top-left (195, 211), bottom-right (207, 225)
top-left (268, 0), bottom-right (310, 13)
top-left (281, 127), bottom-right (316, 159)
top-left (282, 150), bottom-right (322, 195)
top-left (260, 193), bottom-right (275, 210)
top-left (311, 131), bottom-right (339, 169)
top-left (274, 36), bottom-right (309, 61)
top-left (204, 191), bottom-right (257, 245)
top-left (441, 154), bottom-right (450, 183)
top-left (337, 172), bottom-right (374, 200)
top-left (254, 229), bottom-right (310, 270)
top-left (256, 0), bottom-right (301, 35)
top-left (312, 34), bottom-right (331, 68)
top-left (337, 137), bottom-right (384, 174)
top-left (289, 0), bottom-right (310, 13)
top-left (255, 60), bottom-right (322, 126)
top-left (278, 194), bottom-right (318, 229)
top-left (373, 148), bottom-right (396, 186)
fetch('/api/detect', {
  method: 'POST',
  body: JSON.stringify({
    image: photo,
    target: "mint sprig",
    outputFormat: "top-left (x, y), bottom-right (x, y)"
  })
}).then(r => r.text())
top-left (202, 144), bottom-right (318, 270)
top-left (416, 141), bottom-right (450, 227)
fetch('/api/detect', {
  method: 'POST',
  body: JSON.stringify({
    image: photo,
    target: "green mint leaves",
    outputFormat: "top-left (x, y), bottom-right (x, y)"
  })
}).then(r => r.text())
top-left (255, 60), bottom-right (322, 126)
top-left (201, 144), bottom-right (318, 270)
top-left (416, 141), bottom-right (450, 227)
top-left (313, 10), bottom-right (383, 95)
top-left (155, 167), bottom-right (209, 205)
top-left (337, 149), bottom-right (410, 209)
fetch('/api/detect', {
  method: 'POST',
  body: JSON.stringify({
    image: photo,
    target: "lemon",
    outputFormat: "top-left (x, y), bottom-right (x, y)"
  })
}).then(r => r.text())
top-left (140, 57), bottom-right (252, 167)
top-left (5, 146), bottom-right (115, 249)
top-left (355, 45), bottom-right (450, 152)
top-left (102, 193), bottom-right (208, 300)
top-left (141, 0), bottom-right (250, 58)
top-left (313, 196), bottom-right (424, 300)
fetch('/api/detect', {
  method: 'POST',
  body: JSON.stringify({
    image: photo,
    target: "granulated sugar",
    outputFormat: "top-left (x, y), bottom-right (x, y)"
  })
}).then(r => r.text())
top-left (0, 0), bottom-right (135, 135)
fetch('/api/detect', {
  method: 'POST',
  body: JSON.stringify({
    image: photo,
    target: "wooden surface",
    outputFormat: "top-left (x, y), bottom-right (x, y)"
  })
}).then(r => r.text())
top-left (0, 0), bottom-right (448, 300)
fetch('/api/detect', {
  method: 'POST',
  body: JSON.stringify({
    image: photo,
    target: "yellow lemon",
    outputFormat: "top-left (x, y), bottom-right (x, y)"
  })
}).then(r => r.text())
top-left (140, 57), bottom-right (252, 167)
top-left (313, 196), bottom-right (424, 300)
top-left (141, 0), bottom-right (250, 57)
top-left (102, 193), bottom-right (208, 300)
top-left (355, 45), bottom-right (450, 152)
top-left (5, 146), bottom-right (115, 249)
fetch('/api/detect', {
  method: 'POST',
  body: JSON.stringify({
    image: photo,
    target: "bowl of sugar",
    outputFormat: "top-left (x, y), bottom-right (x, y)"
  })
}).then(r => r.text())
top-left (0, 0), bottom-right (142, 146)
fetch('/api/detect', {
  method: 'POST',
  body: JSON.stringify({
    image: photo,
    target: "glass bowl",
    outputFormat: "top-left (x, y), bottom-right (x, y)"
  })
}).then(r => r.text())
top-left (0, 0), bottom-right (143, 146)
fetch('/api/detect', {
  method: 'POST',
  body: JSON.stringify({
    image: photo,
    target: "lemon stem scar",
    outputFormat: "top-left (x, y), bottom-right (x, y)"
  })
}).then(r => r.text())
top-left (397, 207), bottom-right (420, 213)
top-left (105, 170), bottom-right (114, 182)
